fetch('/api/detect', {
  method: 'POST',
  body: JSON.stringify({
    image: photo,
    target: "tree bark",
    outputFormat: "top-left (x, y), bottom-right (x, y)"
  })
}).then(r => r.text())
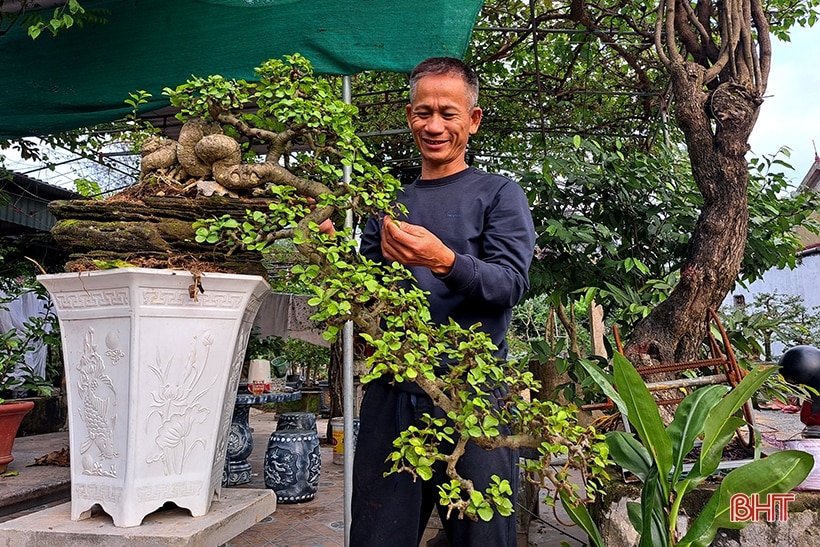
top-left (47, 196), bottom-right (275, 275)
top-left (624, 60), bottom-right (757, 365)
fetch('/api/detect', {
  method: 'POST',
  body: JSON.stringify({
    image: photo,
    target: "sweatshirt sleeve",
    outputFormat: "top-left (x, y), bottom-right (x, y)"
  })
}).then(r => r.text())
top-left (359, 213), bottom-right (384, 263)
top-left (435, 179), bottom-right (535, 308)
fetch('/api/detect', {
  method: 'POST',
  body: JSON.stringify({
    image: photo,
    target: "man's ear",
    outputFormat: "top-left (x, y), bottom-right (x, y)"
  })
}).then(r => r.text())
top-left (469, 106), bottom-right (483, 134)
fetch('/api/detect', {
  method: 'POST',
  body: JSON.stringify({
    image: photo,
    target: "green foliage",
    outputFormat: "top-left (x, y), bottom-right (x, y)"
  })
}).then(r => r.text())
top-left (720, 292), bottom-right (820, 363)
top-left (742, 151), bottom-right (820, 283)
top-left (0, 281), bottom-right (61, 405)
top-left (22, 0), bottom-right (107, 40)
top-left (767, 0), bottom-right (820, 40)
top-left (526, 138), bottom-right (698, 326)
top-left (177, 55), bottom-right (611, 524)
top-left (0, 243), bottom-right (64, 404)
top-left (25, 0), bottom-right (84, 38)
top-left (281, 338), bottom-right (330, 384)
top-left (517, 135), bottom-right (819, 358)
top-left (243, 326), bottom-right (285, 362)
top-left (582, 354), bottom-right (813, 547)
top-left (73, 178), bottom-right (102, 198)
top-left (243, 326), bottom-right (328, 381)
top-left (510, 295), bottom-right (612, 406)
top-left (165, 53), bottom-right (377, 184)
top-left (124, 89), bottom-right (153, 120)
top-left (719, 293), bottom-right (820, 407)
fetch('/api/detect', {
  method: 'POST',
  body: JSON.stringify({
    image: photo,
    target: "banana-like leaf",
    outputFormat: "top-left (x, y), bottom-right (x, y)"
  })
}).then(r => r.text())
top-left (559, 490), bottom-right (606, 547)
top-left (627, 500), bottom-right (642, 532)
top-left (693, 366), bottom-right (774, 478)
top-left (639, 466), bottom-right (669, 547)
top-left (611, 353), bottom-right (674, 484)
top-left (607, 430), bottom-right (653, 481)
top-left (579, 357), bottom-right (627, 419)
top-left (679, 450), bottom-right (813, 547)
top-left (667, 385), bottom-right (729, 484)
top-left (689, 416), bottom-right (747, 482)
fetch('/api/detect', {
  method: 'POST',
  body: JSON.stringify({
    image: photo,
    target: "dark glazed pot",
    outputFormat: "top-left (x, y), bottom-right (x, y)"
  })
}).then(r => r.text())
top-left (264, 428), bottom-right (321, 503)
top-left (276, 411), bottom-right (317, 432)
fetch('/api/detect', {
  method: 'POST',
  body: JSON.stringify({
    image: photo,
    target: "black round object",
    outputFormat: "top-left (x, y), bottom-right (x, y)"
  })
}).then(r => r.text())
top-left (779, 345), bottom-right (820, 389)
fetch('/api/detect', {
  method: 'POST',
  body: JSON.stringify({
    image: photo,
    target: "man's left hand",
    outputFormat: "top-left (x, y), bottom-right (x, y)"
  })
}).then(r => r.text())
top-left (381, 216), bottom-right (455, 275)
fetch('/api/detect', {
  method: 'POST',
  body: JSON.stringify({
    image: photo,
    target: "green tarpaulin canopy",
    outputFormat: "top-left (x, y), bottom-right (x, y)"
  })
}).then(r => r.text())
top-left (0, 0), bottom-right (483, 139)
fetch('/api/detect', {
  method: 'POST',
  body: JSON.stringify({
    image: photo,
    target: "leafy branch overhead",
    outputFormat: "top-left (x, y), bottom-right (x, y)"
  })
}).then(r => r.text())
top-left (154, 54), bottom-right (610, 525)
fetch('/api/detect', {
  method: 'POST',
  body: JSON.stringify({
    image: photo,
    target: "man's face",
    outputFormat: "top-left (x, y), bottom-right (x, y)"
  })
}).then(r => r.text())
top-left (406, 73), bottom-right (482, 178)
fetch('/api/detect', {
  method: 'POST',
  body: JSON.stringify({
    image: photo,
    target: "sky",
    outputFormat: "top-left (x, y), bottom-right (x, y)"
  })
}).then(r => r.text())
top-left (748, 24), bottom-right (820, 184)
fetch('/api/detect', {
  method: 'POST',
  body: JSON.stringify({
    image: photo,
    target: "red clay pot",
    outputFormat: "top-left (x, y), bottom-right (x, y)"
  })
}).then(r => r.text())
top-left (0, 400), bottom-right (35, 473)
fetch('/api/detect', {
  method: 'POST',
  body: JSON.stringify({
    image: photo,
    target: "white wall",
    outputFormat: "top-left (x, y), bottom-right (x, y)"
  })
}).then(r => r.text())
top-left (722, 251), bottom-right (820, 357)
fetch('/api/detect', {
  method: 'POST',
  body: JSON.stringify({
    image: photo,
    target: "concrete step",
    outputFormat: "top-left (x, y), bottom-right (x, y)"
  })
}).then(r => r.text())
top-left (0, 431), bottom-right (70, 522)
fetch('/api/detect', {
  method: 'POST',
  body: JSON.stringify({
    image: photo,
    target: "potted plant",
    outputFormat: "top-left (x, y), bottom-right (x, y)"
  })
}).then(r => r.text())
top-left (0, 326), bottom-right (36, 474)
top-left (175, 54), bottom-right (610, 528)
top-left (578, 353), bottom-right (814, 546)
top-left (37, 267), bottom-right (271, 527)
top-left (0, 400), bottom-right (33, 475)
top-left (39, 54), bottom-right (609, 532)
top-left (0, 276), bottom-right (61, 474)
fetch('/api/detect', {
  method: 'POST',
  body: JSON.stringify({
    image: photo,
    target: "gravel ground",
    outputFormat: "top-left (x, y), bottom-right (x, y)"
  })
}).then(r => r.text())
top-left (754, 407), bottom-right (808, 447)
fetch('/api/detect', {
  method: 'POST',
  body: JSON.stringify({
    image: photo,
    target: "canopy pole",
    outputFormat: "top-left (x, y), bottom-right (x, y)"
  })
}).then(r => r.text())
top-left (341, 74), bottom-right (355, 547)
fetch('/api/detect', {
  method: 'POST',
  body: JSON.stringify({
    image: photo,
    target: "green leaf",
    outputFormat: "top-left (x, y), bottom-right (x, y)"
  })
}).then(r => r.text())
top-left (606, 431), bottom-right (653, 481)
top-left (578, 358), bottom-right (627, 418)
top-left (470, 490), bottom-right (484, 505)
top-left (626, 500), bottom-right (642, 534)
top-left (558, 491), bottom-right (606, 547)
top-left (417, 466), bottom-right (433, 481)
top-left (680, 450), bottom-right (813, 547)
top-left (693, 366), bottom-right (774, 478)
top-left (611, 353), bottom-right (673, 482)
top-left (667, 384), bottom-right (729, 483)
top-left (639, 466), bottom-right (669, 547)
top-left (477, 505), bottom-right (494, 522)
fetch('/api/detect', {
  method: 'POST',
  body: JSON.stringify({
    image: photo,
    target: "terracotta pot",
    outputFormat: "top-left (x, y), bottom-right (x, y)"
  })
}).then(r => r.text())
top-left (0, 400), bottom-right (35, 473)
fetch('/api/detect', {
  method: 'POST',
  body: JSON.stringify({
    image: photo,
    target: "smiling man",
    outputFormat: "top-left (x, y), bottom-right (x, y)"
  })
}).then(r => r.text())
top-left (351, 57), bottom-right (536, 547)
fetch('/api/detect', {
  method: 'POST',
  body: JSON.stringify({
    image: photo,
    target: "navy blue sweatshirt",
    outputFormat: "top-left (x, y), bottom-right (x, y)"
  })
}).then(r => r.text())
top-left (360, 166), bottom-right (535, 361)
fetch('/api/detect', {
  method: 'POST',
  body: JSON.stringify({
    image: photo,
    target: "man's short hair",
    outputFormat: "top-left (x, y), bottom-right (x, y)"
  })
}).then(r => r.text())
top-left (409, 57), bottom-right (479, 108)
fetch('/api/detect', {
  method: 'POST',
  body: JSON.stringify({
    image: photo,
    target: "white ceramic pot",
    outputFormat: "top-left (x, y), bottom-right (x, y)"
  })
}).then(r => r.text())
top-left (783, 438), bottom-right (820, 490)
top-left (37, 268), bottom-right (270, 527)
top-left (247, 358), bottom-right (272, 393)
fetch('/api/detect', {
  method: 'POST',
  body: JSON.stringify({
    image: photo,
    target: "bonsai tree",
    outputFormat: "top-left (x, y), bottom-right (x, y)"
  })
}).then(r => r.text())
top-left (131, 54), bottom-right (610, 529)
top-left (122, 54), bottom-right (807, 542)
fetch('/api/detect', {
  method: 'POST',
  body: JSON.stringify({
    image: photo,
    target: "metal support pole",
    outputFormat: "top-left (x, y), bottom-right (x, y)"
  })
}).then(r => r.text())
top-left (341, 74), bottom-right (355, 547)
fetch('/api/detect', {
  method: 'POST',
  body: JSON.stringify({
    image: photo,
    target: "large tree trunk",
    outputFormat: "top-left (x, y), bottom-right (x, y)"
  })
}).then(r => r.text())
top-left (623, 0), bottom-right (770, 365)
top-left (625, 62), bottom-right (759, 365)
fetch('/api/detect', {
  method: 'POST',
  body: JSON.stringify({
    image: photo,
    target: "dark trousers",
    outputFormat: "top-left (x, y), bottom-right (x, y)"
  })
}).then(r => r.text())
top-left (351, 380), bottom-right (518, 547)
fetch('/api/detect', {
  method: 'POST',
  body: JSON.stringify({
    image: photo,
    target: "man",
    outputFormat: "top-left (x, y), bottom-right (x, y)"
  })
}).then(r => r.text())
top-left (351, 57), bottom-right (535, 547)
